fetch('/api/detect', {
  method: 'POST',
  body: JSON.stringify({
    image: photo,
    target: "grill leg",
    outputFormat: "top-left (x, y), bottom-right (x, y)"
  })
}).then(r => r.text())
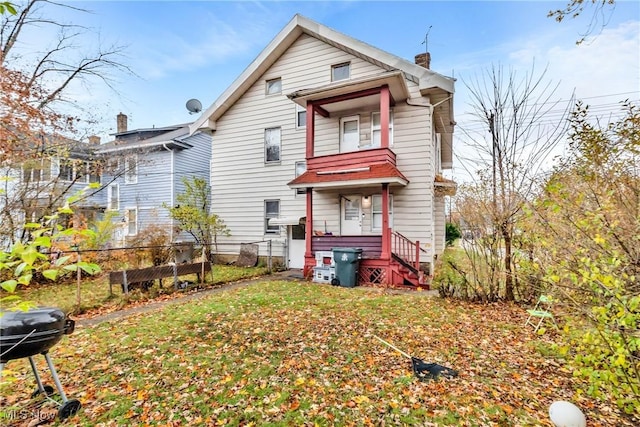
top-left (28, 356), bottom-right (48, 395)
top-left (43, 352), bottom-right (68, 403)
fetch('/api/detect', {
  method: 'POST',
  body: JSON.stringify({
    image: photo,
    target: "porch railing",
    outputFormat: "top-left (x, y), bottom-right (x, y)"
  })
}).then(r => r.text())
top-left (391, 231), bottom-right (423, 272)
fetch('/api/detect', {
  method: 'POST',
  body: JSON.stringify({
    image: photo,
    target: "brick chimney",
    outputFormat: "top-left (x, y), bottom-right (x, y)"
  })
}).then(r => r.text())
top-left (88, 135), bottom-right (101, 145)
top-left (415, 52), bottom-right (431, 69)
top-left (117, 112), bottom-right (128, 133)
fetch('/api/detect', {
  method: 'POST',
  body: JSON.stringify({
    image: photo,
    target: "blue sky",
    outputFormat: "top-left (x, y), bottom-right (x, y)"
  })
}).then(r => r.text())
top-left (14, 1), bottom-right (640, 167)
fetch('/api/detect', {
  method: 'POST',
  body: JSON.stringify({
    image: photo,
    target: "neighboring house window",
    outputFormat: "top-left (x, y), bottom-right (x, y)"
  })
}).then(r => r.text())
top-left (371, 194), bottom-right (393, 231)
top-left (295, 104), bottom-right (306, 128)
top-left (22, 159), bottom-right (51, 183)
top-left (88, 162), bottom-right (101, 184)
top-left (107, 184), bottom-right (119, 210)
top-left (265, 127), bottom-right (281, 163)
top-left (58, 159), bottom-right (74, 182)
top-left (126, 208), bottom-right (137, 235)
top-left (265, 200), bottom-right (280, 234)
top-left (295, 161), bottom-right (306, 196)
top-left (266, 78), bottom-right (282, 95)
top-left (107, 158), bottom-right (121, 174)
top-left (331, 62), bottom-right (350, 81)
top-left (371, 111), bottom-right (394, 147)
top-left (125, 155), bottom-right (137, 184)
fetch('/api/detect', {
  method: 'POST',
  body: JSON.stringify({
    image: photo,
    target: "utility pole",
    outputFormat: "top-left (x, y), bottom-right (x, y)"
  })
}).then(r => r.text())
top-left (489, 111), bottom-right (497, 215)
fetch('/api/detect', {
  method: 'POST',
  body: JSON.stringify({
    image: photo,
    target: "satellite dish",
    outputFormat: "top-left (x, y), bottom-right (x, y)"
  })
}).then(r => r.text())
top-left (186, 98), bottom-right (202, 114)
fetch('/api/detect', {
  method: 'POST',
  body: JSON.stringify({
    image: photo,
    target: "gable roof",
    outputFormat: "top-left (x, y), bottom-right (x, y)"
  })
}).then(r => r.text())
top-left (189, 14), bottom-right (455, 134)
top-left (98, 124), bottom-right (196, 154)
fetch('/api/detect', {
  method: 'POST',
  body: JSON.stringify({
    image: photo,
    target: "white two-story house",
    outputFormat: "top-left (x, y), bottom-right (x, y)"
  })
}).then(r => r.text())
top-left (190, 14), bottom-right (456, 287)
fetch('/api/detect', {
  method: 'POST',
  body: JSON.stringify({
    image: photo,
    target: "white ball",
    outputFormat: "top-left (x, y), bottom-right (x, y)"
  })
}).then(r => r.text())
top-left (549, 401), bottom-right (587, 427)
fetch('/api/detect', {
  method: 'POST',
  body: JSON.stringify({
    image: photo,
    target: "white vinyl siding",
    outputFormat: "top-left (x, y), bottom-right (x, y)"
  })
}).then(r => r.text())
top-left (208, 33), bottom-right (437, 258)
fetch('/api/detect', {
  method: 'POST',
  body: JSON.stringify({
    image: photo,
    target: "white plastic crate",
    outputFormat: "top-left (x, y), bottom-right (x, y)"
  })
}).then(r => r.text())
top-left (312, 266), bottom-right (335, 284)
top-left (314, 251), bottom-right (335, 267)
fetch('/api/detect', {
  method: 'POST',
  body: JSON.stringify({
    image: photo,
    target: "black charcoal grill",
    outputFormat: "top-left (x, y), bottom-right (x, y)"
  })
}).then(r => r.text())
top-left (1, 307), bottom-right (82, 420)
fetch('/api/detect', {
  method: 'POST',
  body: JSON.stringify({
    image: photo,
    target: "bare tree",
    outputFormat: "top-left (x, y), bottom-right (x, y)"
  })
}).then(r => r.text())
top-left (456, 64), bottom-right (572, 301)
top-left (0, 0), bottom-right (133, 244)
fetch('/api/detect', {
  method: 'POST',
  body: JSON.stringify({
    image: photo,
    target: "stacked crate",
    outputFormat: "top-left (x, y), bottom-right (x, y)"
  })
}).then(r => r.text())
top-left (312, 251), bottom-right (335, 283)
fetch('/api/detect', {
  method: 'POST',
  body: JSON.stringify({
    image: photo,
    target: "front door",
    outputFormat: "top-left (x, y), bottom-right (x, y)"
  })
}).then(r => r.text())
top-left (341, 195), bottom-right (361, 235)
top-left (340, 116), bottom-right (360, 153)
top-left (288, 224), bottom-right (305, 269)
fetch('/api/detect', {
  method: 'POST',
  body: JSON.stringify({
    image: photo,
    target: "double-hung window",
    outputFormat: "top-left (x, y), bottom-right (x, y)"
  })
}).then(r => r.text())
top-left (107, 184), bottom-right (119, 211)
top-left (265, 127), bottom-right (281, 163)
top-left (295, 104), bottom-right (306, 129)
top-left (295, 161), bottom-right (306, 195)
top-left (265, 200), bottom-right (280, 234)
top-left (124, 155), bottom-right (137, 184)
top-left (126, 208), bottom-right (137, 235)
top-left (371, 195), bottom-right (393, 231)
top-left (371, 111), bottom-right (394, 147)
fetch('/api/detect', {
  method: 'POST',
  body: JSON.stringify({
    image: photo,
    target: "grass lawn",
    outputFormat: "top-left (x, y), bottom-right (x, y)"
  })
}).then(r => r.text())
top-left (1, 280), bottom-right (634, 426)
top-left (10, 265), bottom-right (270, 316)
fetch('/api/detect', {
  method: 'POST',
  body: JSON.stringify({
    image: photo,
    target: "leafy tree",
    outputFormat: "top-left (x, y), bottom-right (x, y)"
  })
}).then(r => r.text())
top-left (165, 177), bottom-right (229, 262)
top-left (526, 101), bottom-right (639, 416)
top-left (0, 2), bottom-right (16, 15)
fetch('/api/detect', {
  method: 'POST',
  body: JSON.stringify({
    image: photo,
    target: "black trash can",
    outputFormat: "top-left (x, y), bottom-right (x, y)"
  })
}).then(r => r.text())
top-left (331, 247), bottom-right (362, 287)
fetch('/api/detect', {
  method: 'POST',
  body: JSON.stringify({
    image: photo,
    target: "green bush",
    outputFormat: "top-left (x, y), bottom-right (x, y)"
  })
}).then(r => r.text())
top-left (445, 223), bottom-right (462, 246)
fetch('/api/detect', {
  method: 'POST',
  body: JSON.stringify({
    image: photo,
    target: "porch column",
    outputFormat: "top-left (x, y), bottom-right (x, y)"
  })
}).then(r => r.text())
top-left (306, 103), bottom-right (315, 159)
top-left (381, 183), bottom-right (390, 259)
top-left (304, 187), bottom-right (314, 269)
top-left (380, 85), bottom-right (390, 149)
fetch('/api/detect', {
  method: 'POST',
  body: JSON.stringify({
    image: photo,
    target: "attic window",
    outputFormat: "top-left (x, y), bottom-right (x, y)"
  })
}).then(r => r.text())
top-left (331, 62), bottom-right (350, 81)
top-left (266, 78), bottom-right (282, 95)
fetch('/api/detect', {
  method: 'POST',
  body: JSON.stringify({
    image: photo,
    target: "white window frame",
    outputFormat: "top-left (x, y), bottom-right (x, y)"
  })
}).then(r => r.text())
top-left (124, 154), bottom-right (138, 184)
top-left (331, 62), bottom-right (350, 82)
top-left (295, 161), bottom-right (306, 196)
top-left (371, 194), bottom-right (393, 232)
top-left (265, 200), bottom-right (280, 235)
top-left (107, 183), bottom-right (119, 211)
top-left (295, 104), bottom-right (306, 129)
top-left (266, 78), bottom-right (282, 95)
top-left (264, 127), bottom-right (281, 163)
top-left (125, 207), bottom-right (137, 236)
top-left (58, 159), bottom-right (74, 182)
top-left (371, 111), bottom-right (394, 148)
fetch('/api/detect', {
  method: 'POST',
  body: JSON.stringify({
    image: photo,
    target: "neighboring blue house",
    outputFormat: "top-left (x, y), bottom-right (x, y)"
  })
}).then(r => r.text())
top-left (97, 113), bottom-right (212, 246)
top-left (0, 134), bottom-right (105, 248)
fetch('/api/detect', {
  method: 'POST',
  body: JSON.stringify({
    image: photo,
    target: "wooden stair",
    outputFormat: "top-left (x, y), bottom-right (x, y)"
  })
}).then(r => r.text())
top-left (390, 231), bottom-right (429, 289)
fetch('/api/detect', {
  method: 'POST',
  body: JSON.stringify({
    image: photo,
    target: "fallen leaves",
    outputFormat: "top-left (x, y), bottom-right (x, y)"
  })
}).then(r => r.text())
top-left (1, 280), bottom-right (636, 426)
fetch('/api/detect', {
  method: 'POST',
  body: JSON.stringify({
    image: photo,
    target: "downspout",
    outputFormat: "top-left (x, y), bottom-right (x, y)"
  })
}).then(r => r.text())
top-left (162, 144), bottom-right (175, 242)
